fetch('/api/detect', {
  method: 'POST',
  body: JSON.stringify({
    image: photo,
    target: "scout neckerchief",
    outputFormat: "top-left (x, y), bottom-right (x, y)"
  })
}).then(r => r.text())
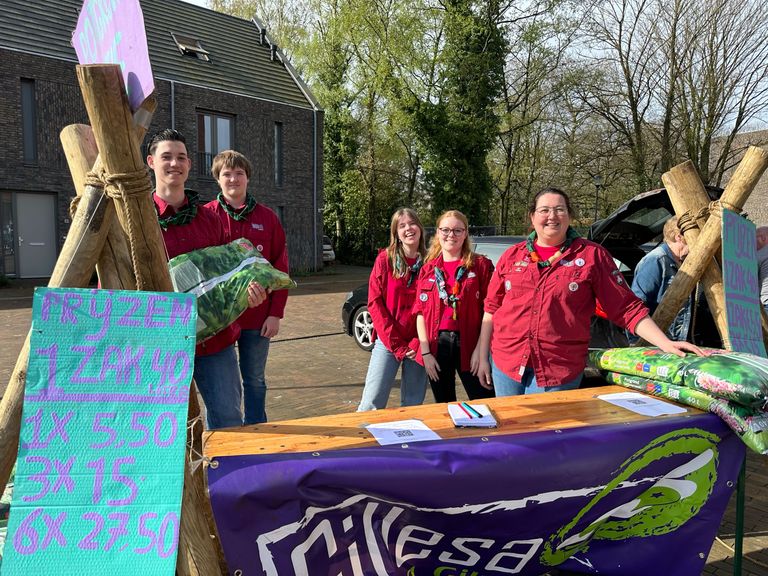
top-left (156, 189), bottom-right (198, 230)
top-left (434, 263), bottom-right (467, 320)
top-left (217, 192), bottom-right (257, 221)
top-left (395, 253), bottom-right (423, 287)
top-left (526, 226), bottom-right (580, 267)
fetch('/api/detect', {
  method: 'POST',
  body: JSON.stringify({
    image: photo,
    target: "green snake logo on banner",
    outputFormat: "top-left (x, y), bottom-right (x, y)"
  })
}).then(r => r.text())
top-left (540, 427), bottom-right (720, 566)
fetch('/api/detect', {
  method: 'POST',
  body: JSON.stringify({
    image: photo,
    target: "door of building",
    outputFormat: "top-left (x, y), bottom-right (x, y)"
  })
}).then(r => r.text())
top-left (17, 192), bottom-right (57, 278)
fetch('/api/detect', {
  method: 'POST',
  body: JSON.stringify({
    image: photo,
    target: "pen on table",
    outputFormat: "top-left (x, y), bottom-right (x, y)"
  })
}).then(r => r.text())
top-left (462, 402), bottom-right (482, 418)
top-left (457, 402), bottom-right (474, 418)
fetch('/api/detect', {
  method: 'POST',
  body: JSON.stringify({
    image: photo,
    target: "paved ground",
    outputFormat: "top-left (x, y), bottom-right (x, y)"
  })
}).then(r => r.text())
top-left (0, 265), bottom-right (767, 574)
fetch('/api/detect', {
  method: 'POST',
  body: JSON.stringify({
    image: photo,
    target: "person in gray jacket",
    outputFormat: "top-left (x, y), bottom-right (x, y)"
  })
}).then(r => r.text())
top-left (756, 226), bottom-right (768, 312)
top-left (630, 217), bottom-right (691, 341)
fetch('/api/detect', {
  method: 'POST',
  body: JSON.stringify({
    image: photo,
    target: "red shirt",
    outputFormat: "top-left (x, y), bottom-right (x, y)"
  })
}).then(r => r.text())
top-left (415, 254), bottom-right (494, 371)
top-left (154, 192), bottom-right (240, 356)
top-left (205, 200), bottom-right (289, 330)
top-left (484, 238), bottom-right (648, 387)
top-left (367, 250), bottom-right (421, 361)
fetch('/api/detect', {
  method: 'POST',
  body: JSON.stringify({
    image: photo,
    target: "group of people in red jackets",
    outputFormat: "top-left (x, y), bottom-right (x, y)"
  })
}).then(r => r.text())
top-left (357, 188), bottom-right (705, 411)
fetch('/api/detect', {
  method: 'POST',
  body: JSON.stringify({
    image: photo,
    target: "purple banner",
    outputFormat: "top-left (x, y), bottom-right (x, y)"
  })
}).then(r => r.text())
top-left (72, 0), bottom-right (154, 111)
top-left (208, 413), bottom-right (743, 576)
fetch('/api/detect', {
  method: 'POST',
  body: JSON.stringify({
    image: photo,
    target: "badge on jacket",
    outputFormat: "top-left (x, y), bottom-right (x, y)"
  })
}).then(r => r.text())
top-left (252, 223), bottom-right (264, 230)
top-left (420, 293), bottom-right (428, 302)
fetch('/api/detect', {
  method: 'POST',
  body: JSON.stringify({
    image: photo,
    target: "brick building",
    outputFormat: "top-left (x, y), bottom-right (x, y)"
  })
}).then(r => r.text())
top-left (0, 0), bottom-right (324, 277)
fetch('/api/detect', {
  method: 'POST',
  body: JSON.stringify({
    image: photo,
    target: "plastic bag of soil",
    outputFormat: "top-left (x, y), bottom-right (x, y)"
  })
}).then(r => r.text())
top-left (604, 371), bottom-right (768, 454)
top-left (589, 347), bottom-right (768, 408)
top-left (168, 237), bottom-right (296, 343)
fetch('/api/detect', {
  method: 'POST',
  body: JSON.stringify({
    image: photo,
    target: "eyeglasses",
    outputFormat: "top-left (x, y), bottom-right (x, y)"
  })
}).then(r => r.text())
top-left (438, 227), bottom-right (466, 237)
top-left (534, 206), bottom-right (568, 216)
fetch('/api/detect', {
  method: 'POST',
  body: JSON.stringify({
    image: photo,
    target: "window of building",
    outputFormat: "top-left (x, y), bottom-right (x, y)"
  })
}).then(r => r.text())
top-left (21, 79), bottom-right (37, 164)
top-left (197, 112), bottom-right (233, 176)
top-left (171, 33), bottom-right (210, 62)
top-left (1, 192), bottom-right (15, 277)
top-left (274, 122), bottom-right (284, 187)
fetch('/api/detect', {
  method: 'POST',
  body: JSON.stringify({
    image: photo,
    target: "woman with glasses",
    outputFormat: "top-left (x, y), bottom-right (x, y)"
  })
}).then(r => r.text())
top-left (357, 208), bottom-right (429, 411)
top-left (414, 210), bottom-right (495, 402)
top-left (476, 187), bottom-right (703, 397)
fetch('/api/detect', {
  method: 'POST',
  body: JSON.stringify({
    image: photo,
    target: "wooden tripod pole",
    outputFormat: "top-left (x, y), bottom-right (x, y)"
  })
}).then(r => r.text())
top-left (74, 64), bottom-right (222, 576)
top-left (60, 123), bottom-right (137, 290)
top-left (659, 161), bottom-right (730, 348)
top-left (650, 147), bottom-right (768, 334)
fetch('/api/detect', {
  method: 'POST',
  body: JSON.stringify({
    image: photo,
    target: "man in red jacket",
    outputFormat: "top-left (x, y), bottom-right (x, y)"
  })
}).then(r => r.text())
top-left (147, 129), bottom-right (265, 429)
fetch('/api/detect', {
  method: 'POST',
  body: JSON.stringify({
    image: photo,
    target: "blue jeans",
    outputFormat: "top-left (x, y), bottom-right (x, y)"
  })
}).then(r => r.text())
top-left (238, 329), bottom-right (270, 425)
top-left (194, 345), bottom-right (243, 429)
top-left (492, 360), bottom-right (582, 397)
top-left (358, 339), bottom-right (428, 411)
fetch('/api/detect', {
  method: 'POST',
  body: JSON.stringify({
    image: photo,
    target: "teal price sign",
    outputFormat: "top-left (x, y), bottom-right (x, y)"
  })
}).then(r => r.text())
top-left (722, 209), bottom-right (767, 357)
top-left (1, 288), bottom-right (197, 575)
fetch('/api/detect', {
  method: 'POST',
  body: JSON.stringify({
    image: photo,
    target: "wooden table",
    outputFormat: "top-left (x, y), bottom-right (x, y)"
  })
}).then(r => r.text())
top-left (205, 385), bottom-right (701, 457)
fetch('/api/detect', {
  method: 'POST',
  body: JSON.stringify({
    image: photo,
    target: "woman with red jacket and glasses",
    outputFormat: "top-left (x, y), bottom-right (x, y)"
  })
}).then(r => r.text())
top-left (415, 210), bottom-right (495, 403)
top-left (476, 187), bottom-right (704, 396)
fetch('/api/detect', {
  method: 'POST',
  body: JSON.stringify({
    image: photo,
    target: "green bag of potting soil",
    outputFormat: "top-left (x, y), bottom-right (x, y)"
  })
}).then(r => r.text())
top-left (604, 371), bottom-right (768, 454)
top-left (168, 237), bottom-right (296, 343)
top-left (589, 347), bottom-right (768, 408)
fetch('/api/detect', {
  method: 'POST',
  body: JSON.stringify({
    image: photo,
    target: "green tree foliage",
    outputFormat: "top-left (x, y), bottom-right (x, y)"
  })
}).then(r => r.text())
top-left (206, 0), bottom-right (768, 261)
top-left (403, 0), bottom-right (506, 224)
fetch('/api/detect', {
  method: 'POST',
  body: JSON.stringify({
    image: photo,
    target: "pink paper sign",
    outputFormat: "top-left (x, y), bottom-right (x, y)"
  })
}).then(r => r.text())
top-left (72, 0), bottom-right (155, 111)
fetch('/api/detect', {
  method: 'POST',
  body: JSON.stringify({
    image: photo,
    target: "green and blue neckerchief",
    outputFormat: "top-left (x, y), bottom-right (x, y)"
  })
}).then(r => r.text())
top-left (526, 226), bottom-right (580, 267)
top-left (217, 192), bottom-right (257, 221)
top-left (157, 189), bottom-right (198, 230)
top-left (434, 264), bottom-right (467, 320)
top-left (395, 253), bottom-right (423, 288)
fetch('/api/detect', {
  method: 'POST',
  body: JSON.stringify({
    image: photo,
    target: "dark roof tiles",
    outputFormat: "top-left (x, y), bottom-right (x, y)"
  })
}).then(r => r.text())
top-left (0, 0), bottom-right (316, 110)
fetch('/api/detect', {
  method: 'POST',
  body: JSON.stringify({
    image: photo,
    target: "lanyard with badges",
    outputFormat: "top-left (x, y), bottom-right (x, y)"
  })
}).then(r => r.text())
top-left (434, 265), bottom-right (467, 320)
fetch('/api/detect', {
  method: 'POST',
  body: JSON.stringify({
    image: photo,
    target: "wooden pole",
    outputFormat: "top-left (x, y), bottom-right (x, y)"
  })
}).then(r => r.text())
top-left (650, 147), bottom-right (768, 335)
top-left (59, 124), bottom-right (136, 290)
top-left (658, 161), bottom-right (731, 348)
top-left (74, 64), bottom-right (222, 576)
top-left (75, 64), bottom-right (171, 292)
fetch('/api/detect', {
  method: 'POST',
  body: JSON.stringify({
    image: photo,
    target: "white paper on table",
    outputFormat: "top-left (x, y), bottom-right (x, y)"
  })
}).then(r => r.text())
top-left (597, 392), bottom-right (687, 417)
top-left (365, 419), bottom-right (441, 445)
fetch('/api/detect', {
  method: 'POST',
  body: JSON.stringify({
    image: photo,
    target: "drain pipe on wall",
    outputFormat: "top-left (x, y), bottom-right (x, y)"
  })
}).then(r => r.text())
top-left (313, 108), bottom-right (318, 270)
top-left (170, 80), bottom-right (176, 128)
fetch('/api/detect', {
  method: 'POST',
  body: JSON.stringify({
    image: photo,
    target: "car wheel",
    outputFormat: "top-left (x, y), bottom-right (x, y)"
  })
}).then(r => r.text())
top-left (352, 306), bottom-right (375, 351)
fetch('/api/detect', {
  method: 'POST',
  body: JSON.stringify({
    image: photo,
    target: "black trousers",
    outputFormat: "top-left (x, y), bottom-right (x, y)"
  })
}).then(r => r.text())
top-left (430, 330), bottom-right (495, 403)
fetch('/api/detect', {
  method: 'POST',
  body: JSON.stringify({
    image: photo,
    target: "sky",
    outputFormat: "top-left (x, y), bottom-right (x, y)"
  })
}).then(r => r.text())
top-left (181, 0), bottom-right (208, 7)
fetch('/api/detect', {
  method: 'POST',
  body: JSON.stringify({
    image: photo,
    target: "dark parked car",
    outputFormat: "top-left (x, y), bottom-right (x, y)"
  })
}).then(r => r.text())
top-left (342, 186), bottom-right (724, 352)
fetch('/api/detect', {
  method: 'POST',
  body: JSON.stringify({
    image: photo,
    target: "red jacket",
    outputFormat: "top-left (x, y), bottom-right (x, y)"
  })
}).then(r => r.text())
top-left (485, 238), bottom-right (648, 387)
top-left (205, 200), bottom-right (289, 330)
top-left (367, 250), bottom-right (420, 361)
top-left (415, 254), bottom-right (494, 371)
top-left (154, 192), bottom-right (240, 356)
